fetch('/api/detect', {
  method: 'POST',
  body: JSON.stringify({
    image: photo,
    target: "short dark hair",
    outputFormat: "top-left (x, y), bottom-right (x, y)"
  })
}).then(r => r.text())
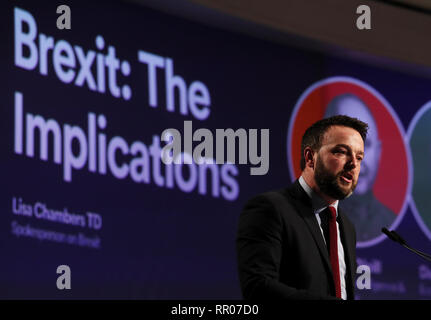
top-left (300, 115), bottom-right (368, 170)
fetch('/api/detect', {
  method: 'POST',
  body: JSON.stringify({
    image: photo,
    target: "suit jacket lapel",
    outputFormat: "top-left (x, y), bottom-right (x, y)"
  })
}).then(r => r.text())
top-left (287, 181), bottom-right (333, 277)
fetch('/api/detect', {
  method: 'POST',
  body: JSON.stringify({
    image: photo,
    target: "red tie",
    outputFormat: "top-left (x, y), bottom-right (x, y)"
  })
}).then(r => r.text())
top-left (328, 206), bottom-right (341, 299)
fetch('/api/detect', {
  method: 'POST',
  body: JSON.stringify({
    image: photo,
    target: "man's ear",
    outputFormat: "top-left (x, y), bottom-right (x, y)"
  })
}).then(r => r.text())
top-left (304, 147), bottom-right (315, 169)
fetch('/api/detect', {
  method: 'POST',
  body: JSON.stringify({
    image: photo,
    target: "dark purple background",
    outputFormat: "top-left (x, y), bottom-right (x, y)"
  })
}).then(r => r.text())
top-left (1, 0), bottom-right (431, 299)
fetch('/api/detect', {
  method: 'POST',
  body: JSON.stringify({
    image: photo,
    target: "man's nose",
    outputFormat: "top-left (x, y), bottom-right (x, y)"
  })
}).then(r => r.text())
top-left (346, 157), bottom-right (359, 170)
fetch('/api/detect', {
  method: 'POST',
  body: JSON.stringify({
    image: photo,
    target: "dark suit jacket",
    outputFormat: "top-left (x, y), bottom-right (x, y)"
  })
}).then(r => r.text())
top-left (236, 180), bottom-right (357, 300)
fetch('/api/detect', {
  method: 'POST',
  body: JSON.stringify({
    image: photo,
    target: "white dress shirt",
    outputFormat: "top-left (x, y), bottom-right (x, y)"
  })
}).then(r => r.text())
top-left (298, 176), bottom-right (347, 300)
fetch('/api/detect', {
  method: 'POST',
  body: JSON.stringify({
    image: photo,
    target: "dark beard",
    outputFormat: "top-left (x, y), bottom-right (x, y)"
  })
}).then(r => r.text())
top-left (314, 155), bottom-right (357, 200)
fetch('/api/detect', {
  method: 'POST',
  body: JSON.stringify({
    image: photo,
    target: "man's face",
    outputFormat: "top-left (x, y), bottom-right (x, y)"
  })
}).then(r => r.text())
top-left (324, 96), bottom-right (381, 194)
top-left (314, 125), bottom-right (364, 200)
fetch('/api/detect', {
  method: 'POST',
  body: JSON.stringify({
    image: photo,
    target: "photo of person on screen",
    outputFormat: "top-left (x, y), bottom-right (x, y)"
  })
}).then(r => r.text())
top-left (324, 93), bottom-right (396, 243)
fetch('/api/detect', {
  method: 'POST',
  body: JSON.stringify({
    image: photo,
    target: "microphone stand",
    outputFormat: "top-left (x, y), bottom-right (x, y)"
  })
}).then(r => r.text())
top-left (381, 228), bottom-right (431, 263)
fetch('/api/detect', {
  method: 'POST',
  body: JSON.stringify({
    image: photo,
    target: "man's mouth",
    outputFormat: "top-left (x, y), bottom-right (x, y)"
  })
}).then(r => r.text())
top-left (340, 172), bottom-right (353, 184)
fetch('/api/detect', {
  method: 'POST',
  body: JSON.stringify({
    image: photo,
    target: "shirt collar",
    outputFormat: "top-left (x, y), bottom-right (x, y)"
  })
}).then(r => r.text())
top-left (298, 175), bottom-right (339, 216)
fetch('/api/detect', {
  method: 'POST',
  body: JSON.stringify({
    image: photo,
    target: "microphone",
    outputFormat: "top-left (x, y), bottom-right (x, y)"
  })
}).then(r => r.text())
top-left (382, 228), bottom-right (408, 246)
top-left (381, 227), bottom-right (431, 263)
top-left (390, 230), bottom-right (407, 246)
top-left (381, 227), bottom-right (399, 243)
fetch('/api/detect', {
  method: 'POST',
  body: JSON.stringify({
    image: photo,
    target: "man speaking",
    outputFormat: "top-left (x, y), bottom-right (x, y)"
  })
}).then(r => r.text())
top-left (236, 115), bottom-right (368, 300)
